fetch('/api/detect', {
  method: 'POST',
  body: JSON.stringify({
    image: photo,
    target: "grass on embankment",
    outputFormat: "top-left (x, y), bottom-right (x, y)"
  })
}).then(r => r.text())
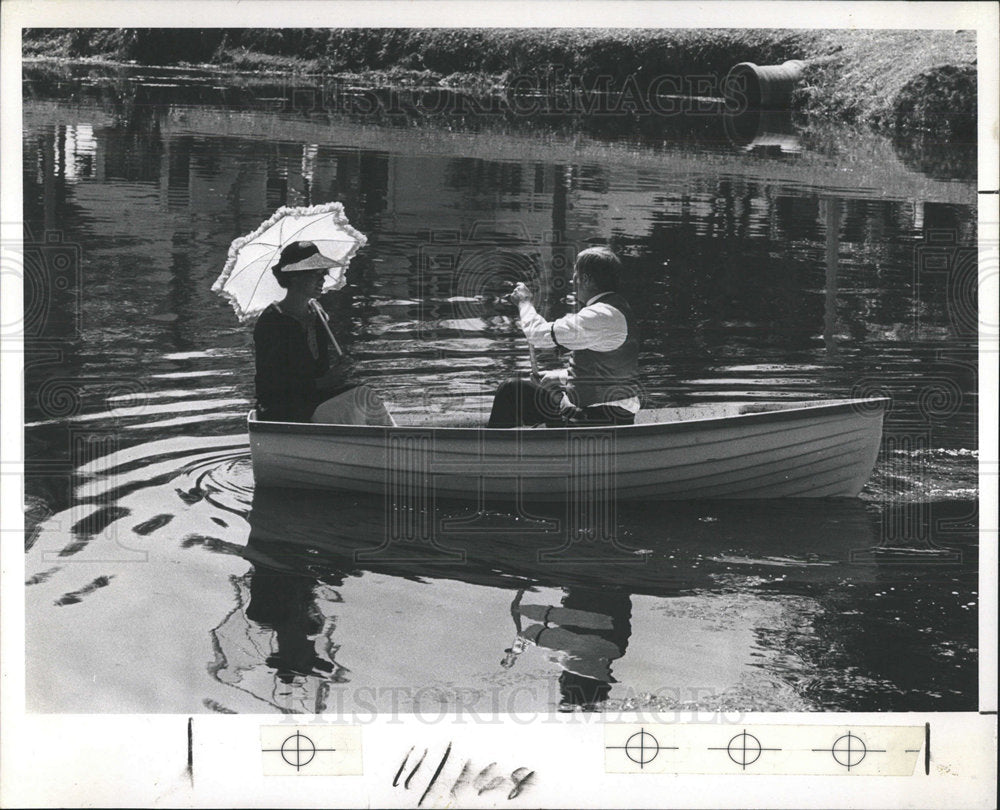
top-left (22, 28), bottom-right (976, 136)
top-left (788, 30), bottom-right (976, 137)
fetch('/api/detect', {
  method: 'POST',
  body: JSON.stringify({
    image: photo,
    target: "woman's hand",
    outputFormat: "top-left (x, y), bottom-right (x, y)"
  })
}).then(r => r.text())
top-left (537, 368), bottom-right (567, 392)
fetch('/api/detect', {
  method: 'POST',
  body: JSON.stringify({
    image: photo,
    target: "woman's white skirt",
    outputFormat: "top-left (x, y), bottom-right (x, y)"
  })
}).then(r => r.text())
top-left (310, 385), bottom-right (396, 426)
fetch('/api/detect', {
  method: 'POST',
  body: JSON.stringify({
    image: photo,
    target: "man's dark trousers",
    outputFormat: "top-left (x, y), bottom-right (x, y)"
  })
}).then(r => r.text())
top-left (487, 379), bottom-right (635, 428)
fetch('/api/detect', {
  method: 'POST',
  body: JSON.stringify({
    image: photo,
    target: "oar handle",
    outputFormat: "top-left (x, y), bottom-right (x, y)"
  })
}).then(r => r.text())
top-left (308, 299), bottom-right (343, 356)
top-left (497, 282), bottom-right (541, 382)
top-left (527, 342), bottom-right (540, 383)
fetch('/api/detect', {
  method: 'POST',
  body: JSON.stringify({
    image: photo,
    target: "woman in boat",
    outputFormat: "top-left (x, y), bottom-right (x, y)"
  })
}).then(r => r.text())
top-left (487, 246), bottom-right (641, 428)
top-left (254, 241), bottom-right (393, 424)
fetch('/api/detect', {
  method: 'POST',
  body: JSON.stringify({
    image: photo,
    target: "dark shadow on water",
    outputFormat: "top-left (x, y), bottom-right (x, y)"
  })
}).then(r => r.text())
top-left (243, 487), bottom-right (888, 595)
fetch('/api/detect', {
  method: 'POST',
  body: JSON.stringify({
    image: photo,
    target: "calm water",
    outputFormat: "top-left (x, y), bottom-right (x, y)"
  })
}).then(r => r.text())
top-left (22, 63), bottom-right (979, 714)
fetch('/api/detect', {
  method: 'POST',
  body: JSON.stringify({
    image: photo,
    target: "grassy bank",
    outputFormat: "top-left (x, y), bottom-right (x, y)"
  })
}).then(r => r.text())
top-left (22, 28), bottom-right (976, 136)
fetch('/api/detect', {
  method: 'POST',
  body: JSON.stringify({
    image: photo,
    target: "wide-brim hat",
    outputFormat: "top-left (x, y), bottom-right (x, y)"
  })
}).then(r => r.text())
top-left (278, 252), bottom-right (339, 273)
top-left (273, 240), bottom-right (340, 274)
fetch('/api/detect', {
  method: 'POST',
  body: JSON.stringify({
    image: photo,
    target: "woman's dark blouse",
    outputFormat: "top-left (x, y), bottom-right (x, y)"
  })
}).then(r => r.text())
top-left (254, 303), bottom-right (343, 422)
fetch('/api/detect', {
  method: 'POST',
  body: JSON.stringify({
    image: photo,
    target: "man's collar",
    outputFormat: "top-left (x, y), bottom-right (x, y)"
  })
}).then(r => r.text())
top-left (585, 291), bottom-right (614, 307)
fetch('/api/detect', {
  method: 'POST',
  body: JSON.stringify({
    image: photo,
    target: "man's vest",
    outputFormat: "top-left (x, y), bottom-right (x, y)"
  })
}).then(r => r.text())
top-left (566, 292), bottom-right (640, 408)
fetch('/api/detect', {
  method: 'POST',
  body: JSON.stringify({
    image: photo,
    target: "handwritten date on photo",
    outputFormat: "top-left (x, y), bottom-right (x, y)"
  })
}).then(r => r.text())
top-left (393, 742), bottom-right (535, 806)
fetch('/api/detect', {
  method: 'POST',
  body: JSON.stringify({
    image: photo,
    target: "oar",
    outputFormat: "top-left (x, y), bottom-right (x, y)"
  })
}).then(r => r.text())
top-left (475, 290), bottom-right (540, 382)
top-left (527, 342), bottom-right (540, 383)
top-left (308, 298), bottom-right (343, 356)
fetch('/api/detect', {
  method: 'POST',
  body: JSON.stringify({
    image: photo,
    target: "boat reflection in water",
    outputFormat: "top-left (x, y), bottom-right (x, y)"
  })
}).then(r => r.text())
top-left (216, 484), bottom-right (888, 712)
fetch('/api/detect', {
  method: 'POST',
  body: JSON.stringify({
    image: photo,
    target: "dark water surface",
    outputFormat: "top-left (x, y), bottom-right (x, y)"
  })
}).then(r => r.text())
top-left (22, 63), bottom-right (978, 713)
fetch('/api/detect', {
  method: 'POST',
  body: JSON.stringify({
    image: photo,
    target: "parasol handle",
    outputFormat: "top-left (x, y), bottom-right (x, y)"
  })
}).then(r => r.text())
top-left (308, 299), bottom-right (343, 356)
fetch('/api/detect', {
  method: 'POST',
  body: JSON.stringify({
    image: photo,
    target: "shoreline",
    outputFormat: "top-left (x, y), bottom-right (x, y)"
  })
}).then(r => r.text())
top-left (22, 28), bottom-right (976, 136)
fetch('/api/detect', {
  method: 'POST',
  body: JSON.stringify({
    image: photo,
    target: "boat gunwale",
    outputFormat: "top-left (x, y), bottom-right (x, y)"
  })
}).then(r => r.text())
top-left (247, 397), bottom-right (888, 439)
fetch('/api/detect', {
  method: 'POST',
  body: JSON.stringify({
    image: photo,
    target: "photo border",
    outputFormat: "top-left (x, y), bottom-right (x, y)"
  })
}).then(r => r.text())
top-left (2, 1), bottom-right (997, 807)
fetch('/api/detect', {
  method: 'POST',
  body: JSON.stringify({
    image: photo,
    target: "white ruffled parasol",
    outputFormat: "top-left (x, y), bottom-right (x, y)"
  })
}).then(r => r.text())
top-left (212, 202), bottom-right (367, 323)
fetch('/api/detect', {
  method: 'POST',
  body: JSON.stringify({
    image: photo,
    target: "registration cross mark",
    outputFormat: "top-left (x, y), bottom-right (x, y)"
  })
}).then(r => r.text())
top-left (262, 731), bottom-right (338, 772)
top-left (812, 732), bottom-right (887, 771)
top-left (605, 728), bottom-right (678, 769)
top-left (707, 730), bottom-right (781, 770)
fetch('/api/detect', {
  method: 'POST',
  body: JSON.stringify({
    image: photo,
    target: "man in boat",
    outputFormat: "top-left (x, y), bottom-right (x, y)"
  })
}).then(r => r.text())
top-left (487, 246), bottom-right (640, 428)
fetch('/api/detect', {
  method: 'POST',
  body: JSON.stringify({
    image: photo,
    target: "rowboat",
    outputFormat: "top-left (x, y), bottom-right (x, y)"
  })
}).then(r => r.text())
top-left (248, 397), bottom-right (887, 500)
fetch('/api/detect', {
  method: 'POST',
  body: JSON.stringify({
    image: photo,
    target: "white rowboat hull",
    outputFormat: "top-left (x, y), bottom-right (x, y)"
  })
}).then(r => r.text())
top-left (248, 398), bottom-right (887, 500)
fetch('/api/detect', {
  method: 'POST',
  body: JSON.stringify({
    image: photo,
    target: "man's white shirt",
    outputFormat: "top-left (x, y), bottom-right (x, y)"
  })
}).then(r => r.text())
top-left (517, 291), bottom-right (640, 413)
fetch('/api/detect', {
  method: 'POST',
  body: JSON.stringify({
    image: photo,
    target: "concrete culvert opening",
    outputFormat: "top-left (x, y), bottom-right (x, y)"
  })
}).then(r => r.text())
top-left (723, 60), bottom-right (806, 113)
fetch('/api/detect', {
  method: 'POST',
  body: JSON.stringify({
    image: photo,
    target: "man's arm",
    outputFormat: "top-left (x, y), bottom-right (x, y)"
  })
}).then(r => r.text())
top-left (516, 299), bottom-right (559, 348)
top-left (517, 298), bottom-right (628, 352)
